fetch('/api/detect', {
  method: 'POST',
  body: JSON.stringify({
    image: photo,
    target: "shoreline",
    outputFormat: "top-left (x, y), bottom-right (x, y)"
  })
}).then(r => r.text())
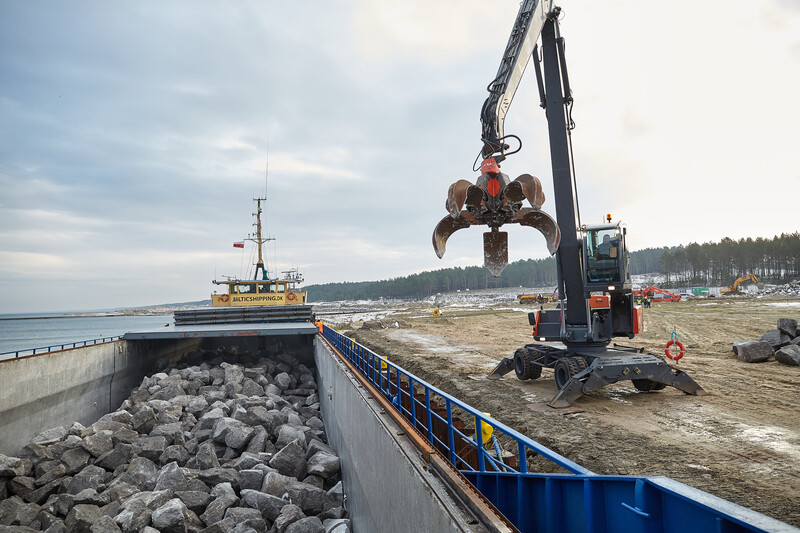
top-left (0, 310), bottom-right (178, 321)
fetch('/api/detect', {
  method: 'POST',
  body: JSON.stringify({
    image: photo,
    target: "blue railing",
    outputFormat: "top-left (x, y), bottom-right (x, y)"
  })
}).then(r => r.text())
top-left (320, 325), bottom-right (796, 533)
top-left (322, 323), bottom-right (589, 476)
top-left (0, 336), bottom-right (121, 360)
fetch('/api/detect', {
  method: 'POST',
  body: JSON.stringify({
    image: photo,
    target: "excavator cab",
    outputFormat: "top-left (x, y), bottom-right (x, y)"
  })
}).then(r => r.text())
top-left (582, 222), bottom-right (631, 292)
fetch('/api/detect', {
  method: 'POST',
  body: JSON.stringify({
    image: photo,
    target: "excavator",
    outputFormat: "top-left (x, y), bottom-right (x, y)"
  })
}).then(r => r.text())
top-left (633, 286), bottom-right (682, 303)
top-left (432, 0), bottom-right (705, 407)
top-left (721, 273), bottom-right (760, 294)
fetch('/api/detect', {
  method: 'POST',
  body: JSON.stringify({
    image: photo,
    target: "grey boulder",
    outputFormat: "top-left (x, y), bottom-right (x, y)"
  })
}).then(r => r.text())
top-left (775, 344), bottom-right (800, 366)
top-left (286, 516), bottom-right (324, 533)
top-left (733, 340), bottom-right (773, 363)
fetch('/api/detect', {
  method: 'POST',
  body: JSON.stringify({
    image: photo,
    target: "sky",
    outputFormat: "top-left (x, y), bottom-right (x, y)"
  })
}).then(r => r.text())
top-left (1, 1), bottom-right (799, 313)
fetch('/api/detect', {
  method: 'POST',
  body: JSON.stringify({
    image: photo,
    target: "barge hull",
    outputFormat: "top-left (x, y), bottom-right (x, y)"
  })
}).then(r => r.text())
top-left (1, 329), bottom-right (796, 532)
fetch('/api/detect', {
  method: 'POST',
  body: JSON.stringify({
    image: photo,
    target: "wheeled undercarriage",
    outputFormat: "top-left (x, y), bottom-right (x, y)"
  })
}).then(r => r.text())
top-left (491, 342), bottom-right (704, 408)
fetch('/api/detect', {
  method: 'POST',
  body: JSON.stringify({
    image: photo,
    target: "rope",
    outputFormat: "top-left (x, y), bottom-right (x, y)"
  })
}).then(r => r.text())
top-left (659, 311), bottom-right (696, 347)
top-left (492, 435), bottom-right (506, 468)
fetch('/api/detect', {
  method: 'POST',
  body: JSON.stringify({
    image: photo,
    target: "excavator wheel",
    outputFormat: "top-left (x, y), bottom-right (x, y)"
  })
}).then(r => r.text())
top-left (514, 348), bottom-right (542, 380)
top-left (632, 379), bottom-right (668, 392)
top-left (553, 356), bottom-right (586, 389)
top-left (573, 356), bottom-right (589, 373)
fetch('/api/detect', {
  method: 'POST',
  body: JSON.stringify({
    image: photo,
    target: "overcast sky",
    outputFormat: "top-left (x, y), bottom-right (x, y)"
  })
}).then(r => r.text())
top-left (1, 1), bottom-right (799, 313)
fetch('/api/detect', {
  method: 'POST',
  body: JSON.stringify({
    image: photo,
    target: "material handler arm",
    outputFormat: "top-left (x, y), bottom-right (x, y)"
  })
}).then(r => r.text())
top-left (480, 0), bottom-right (554, 162)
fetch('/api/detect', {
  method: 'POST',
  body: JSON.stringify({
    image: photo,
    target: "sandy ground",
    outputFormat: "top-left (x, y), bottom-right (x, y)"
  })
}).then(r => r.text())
top-left (319, 291), bottom-right (800, 527)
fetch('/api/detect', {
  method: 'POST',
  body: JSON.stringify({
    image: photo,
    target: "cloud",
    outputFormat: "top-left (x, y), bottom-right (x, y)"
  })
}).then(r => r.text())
top-left (791, 41), bottom-right (800, 62)
top-left (270, 152), bottom-right (363, 182)
top-left (0, 0), bottom-right (798, 313)
top-left (0, 251), bottom-right (68, 275)
top-left (349, 1), bottom-right (509, 65)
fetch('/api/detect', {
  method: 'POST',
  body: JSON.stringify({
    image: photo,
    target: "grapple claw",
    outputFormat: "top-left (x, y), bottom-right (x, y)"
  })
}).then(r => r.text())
top-left (514, 173), bottom-right (545, 208)
top-left (433, 211), bottom-right (472, 258)
top-left (483, 231), bottom-right (509, 276)
top-left (513, 208), bottom-right (561, 255)
top-left (465, 185), bottom-right (484, 211)
top-left (446, 180), bottom-right (473, 218)
top-left (503, 181), bottom-right (526, 204)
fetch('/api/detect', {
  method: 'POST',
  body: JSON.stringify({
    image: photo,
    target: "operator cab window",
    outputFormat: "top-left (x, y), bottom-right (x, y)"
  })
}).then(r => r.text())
top-left (586, 229), bottom-right (621, 283)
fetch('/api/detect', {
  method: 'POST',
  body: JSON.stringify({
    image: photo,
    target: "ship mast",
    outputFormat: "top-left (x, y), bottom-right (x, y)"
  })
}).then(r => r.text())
top-left (247, 197), bottom-right (274, 280)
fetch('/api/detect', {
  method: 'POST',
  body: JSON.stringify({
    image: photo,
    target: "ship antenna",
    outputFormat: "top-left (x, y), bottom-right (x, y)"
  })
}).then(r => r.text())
top-left (248, 141), bottom-right (274, 281)
top-left (264, 133), bottom-right (269, 199)
top-left (249, 196), bottom-right (274, 280)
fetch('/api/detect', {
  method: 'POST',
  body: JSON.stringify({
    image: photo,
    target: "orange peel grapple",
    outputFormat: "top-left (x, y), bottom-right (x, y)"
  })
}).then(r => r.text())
top-left (432, 157), bottom-right (561, 276)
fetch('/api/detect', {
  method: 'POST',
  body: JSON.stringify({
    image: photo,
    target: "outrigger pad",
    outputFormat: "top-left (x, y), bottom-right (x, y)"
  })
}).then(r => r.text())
top-left (483, 231), bottom-right (508, 277)
top-left (548, 356), bottom-right (707, 408)
top-left (488, 356), bottom-right (515, 380)
top-left (669, 369), bottom-right (708, 396)
top-left (548, 379), bottom-right (586, 408)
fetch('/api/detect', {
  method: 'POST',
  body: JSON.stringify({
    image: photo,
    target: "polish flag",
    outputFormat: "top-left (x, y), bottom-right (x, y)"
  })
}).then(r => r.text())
top-left (233, 242), bottom-right (244, 248)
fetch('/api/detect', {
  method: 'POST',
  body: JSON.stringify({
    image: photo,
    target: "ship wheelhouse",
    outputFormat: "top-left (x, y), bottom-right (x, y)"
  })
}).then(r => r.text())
top-left (211, 278), bottom-right (306, 307)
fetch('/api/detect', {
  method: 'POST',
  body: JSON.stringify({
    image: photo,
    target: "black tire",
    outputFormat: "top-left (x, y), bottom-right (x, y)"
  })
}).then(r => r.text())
top-left (572, 356), bottom-right (589, 373)
top-left (632, 379), bottom-right (668, 392)
top-left (514, 348), bottom-right (542, 380)
top-left (553, 355), bottom-right (588, 388)
top-left (553, 357), bottom-right (581, 389)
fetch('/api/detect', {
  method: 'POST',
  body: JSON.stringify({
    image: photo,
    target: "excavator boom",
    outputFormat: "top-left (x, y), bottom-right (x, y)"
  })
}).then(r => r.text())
top-left (634, 286), bottom-right (681, 302)
top-left (432, 0), bottom-right (560, 276)
top-left (480, 0), bottom-right (553, 159)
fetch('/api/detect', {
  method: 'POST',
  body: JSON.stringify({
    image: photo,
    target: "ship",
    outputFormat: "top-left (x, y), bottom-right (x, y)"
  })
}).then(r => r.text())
top-left (211, 196), bottom-right (307, 307)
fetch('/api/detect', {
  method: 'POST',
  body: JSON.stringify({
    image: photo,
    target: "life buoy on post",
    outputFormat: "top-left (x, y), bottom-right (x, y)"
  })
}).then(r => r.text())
top-left (287, 292), bottom-right (296, 301)
top-left (664, 339), bottom-right (685, 361)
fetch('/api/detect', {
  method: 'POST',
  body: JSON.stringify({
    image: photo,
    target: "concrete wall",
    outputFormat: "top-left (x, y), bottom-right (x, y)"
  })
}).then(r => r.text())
top-left (0, 333), bottom-right (488, 532)
top-left (315, 339), bottom-right (485, 533)
top-left (0, 338), bottom-right (201, 455)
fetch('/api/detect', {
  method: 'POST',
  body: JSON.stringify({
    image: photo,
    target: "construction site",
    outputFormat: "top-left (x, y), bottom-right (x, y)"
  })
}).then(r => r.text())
top-left (321, 286), bottom-right (800, 527)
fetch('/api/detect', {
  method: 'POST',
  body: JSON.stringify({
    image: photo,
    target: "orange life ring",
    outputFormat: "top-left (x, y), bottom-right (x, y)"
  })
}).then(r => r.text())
top-left (664, 339), bottom-right (685, 361)
top-left (219, 294), bottom-right (229, 302)
top-left (287, 292), bottom-right (296, 301)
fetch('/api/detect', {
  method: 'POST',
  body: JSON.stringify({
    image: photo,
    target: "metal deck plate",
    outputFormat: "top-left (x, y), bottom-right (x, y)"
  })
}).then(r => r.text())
top-left (123, 322), bottom-right (318, 340)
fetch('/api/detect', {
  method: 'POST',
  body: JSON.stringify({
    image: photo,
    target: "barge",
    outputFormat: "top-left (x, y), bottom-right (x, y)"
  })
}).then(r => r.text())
top-left (1, 325), bottom-right (797, 532)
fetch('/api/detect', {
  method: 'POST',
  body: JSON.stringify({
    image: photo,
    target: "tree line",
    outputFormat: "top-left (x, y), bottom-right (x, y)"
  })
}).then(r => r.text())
top-left (651, 233), bottom-right (800, 286)
top-left (303, 257), bottom-right (558, 302)
top-left (303, 233), bottom-right (800, 302)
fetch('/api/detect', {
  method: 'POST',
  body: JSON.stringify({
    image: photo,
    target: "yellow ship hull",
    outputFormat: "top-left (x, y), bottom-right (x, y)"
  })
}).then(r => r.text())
top-left (211, 291), bottom-right (307, 307)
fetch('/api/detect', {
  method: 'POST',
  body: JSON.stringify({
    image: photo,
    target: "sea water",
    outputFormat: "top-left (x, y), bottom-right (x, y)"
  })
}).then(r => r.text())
top-left (0, 313), bottom-right (174, 357)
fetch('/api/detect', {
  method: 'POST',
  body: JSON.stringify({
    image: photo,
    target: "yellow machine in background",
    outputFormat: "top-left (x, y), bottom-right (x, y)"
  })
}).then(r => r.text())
top-left (517, 293), bottom-right (556, 304)
top-left (721, 273), bottom-right (760, 294)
